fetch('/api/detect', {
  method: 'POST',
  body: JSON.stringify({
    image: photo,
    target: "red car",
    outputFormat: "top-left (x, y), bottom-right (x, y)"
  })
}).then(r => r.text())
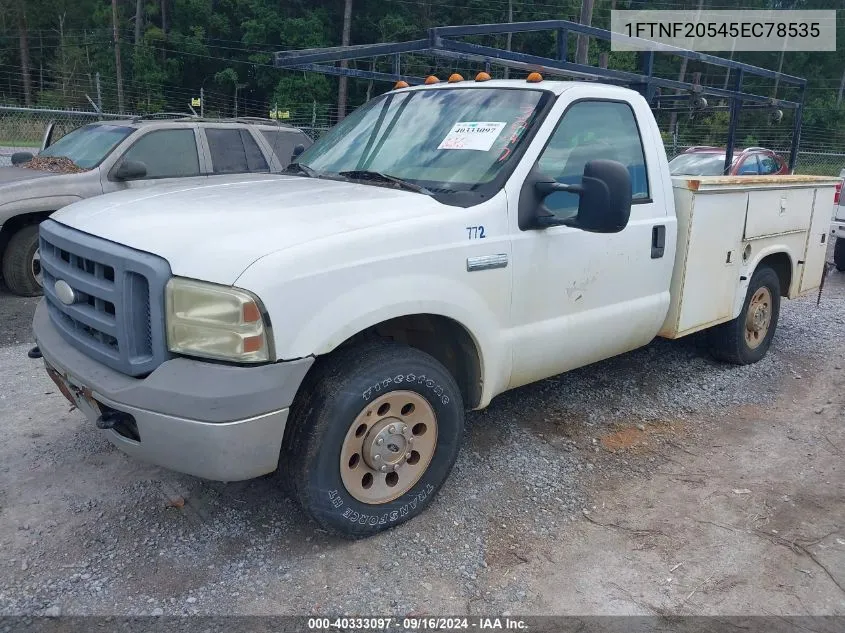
top-left (669, 146), bottom-right (789, 177)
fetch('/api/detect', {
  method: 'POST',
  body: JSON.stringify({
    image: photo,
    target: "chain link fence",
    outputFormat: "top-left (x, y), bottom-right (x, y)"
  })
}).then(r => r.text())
top-left (1, 103), bottom-right (843, 175)
top-left (0, 105), bottom-right (128, 166)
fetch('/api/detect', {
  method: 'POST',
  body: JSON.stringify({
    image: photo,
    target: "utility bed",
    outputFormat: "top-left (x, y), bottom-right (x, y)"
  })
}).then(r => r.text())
top-left (660, 175), bottom-right (839, 339)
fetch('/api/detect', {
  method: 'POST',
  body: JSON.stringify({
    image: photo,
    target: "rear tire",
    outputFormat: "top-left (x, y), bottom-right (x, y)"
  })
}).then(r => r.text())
top-left (2, 224), bottom-right (42, 296)
top-left (708, 266), bottom-right (781, 365)
top-left (284, 342), bottom-right (464, 538)
top-left (835, 237), bottom-right (845, 272)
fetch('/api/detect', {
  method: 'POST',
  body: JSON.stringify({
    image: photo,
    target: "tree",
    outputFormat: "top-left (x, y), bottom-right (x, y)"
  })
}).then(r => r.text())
top-left (134, 0), bottom-right (143, 46)
top-left (337, 0), bottom-right (353, 121)
top-left (17, 0), bottom-right (32, 105)
top-left (110, 0), bottom-right (125, 112)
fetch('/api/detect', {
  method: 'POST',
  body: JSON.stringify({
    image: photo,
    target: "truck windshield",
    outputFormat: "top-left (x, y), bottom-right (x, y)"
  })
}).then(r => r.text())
top-left (39, 123), bottom-right (134, 169)
top-left (296, 87), bottom-right (550, 195)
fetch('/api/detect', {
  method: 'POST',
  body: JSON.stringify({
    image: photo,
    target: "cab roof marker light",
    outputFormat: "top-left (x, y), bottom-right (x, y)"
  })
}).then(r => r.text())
top-left (526, 72), bottom-right (543, 83)
top-left (447, 73), bottom-right (464, 83)
top-left (475, 71), bottom-right (491, 82)
top-left (424, 75), bottom-right (440, 84)
top-left (394, 80), bottom-right (409, 89)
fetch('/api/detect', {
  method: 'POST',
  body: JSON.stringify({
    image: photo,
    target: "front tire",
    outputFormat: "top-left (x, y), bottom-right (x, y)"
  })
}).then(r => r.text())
top-left (835, 237), bottom-right (845, 272)
top-left (708, 266), bottom-right (781, 365)
top-left (284, 342), bottom-right (464, 538)
top-left (2, 224), bottom-right (42, 296)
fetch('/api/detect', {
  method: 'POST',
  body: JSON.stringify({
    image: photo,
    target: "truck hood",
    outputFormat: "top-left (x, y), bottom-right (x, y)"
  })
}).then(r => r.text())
top-left (51, 175), bottom-right (447, 284)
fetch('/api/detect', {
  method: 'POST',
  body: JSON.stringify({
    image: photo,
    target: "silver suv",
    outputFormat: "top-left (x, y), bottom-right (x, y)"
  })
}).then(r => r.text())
top-left (0, 116), bottom-right (312, 296)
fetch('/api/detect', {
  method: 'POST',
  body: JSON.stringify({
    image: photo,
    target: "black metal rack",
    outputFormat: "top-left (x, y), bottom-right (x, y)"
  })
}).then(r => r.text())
top-left (275, 19), bottom-right (806, 174)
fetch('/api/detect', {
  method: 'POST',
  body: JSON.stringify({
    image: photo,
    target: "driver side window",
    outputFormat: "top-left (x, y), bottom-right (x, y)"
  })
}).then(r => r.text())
top-left (120, 128), bottom-right (201, 179)
top-left (537, 100), bottom-right (649, 215)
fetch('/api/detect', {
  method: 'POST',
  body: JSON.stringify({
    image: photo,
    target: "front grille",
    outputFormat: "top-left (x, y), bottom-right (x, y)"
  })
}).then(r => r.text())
top-left (39, 219), bottom-right (172, 376)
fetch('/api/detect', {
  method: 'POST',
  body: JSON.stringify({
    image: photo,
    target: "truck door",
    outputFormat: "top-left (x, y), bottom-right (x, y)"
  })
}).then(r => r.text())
top-left (507, 97), bottom-right (674, 388)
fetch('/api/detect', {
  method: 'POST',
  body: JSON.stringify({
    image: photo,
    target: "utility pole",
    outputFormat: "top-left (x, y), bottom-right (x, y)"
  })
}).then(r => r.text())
top-left (838, 68), bottom-right (845, 106)
top-left (112, 0), bottom-right (125, 113)
top-left (504, 0), bottom-right (513, 79)
top-left (575, 0), bottom-right (594, 65)
top-left (337, 0), bottom-right (353, 122)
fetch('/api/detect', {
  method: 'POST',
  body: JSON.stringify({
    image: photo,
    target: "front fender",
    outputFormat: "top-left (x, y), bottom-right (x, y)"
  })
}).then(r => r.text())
top-left (240, 269), bottom-right (511, 409)
top-left (0, 195), bottom-right (83, 222)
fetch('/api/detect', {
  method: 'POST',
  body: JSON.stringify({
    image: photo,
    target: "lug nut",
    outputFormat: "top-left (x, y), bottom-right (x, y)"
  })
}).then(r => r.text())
top-left (389, 425), bottom-right (396, 434)
top-left (376, 437), bottom-right (384, 445)
top-left (405, 452), bottom-right (412, 459)
top-left (374, 454), bottom-right (381, 461)
top-left (402, 424), bottom-right (407, 433)
top-left (408, 437), bottom-right (414, 444)
top-left (380, 465), bottom-right (387, 472)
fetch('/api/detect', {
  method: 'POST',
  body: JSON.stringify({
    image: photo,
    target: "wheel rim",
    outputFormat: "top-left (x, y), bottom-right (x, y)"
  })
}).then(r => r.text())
top-left (31, 248), bottom-right (43, 287)
top-left (340, 390), bottom-right (438, 505)
top-left (744, 287), bottom-right (772, 349)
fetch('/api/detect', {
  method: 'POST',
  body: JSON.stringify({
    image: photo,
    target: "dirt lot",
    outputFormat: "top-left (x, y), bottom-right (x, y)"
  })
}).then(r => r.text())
top-left (1, 265), bottom-right (844, 617)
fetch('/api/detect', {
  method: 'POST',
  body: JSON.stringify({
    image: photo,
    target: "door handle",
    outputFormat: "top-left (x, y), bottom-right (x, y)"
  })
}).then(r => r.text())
top-left (651, 225), bottom-right (666, 259)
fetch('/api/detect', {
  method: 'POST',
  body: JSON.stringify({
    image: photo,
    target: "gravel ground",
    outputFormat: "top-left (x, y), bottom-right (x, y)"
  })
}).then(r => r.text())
top-left (0, 258), bottom-right (843, 617)
top-left (0, 287), bottom-right (39, 348)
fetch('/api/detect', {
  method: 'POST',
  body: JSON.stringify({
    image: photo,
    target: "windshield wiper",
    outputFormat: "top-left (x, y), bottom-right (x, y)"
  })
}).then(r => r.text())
top-left (338, 170), bottom-right (432, 195)
top-left (283, 162), bottom-right (321, 178)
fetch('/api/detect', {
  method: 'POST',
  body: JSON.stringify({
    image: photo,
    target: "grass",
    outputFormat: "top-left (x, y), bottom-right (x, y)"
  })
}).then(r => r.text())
top-left (0, 140), bottom-right (40, 148)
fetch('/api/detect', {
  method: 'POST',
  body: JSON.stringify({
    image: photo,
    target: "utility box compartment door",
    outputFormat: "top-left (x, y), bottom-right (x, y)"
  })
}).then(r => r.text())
top-left (660, 185), bottom-right (745, 338)
top-left (744, 188), bottom-right (815, 239)
top-left (799, 187), bottom-right (837, 293)
top-left (676, 191), bottom-right (746, 334)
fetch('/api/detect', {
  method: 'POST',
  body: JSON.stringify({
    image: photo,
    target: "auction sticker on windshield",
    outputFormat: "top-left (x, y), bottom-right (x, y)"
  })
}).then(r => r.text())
top-left (438, 122), bottom-right (506, 151)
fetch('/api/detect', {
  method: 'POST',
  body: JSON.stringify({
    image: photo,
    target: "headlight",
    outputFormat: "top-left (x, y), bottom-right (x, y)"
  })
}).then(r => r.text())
top-left (165, 277), bottom-right (272, 363)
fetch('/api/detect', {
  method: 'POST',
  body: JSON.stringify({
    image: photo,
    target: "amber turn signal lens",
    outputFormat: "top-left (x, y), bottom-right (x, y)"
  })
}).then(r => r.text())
top-left (475, 71), bottom-right (491, 82)
top-left (424, 75), bottom-right (439, 84)
top-left (526, 72), bottom-right (543, 83)
top-left (242, 302), bottom-right (261, 323)
top-left (393, 80), bottom-right (409, 89)
top-left (447, 73), bottom-right (464, 83)
top-left (243, 335), bottom-right (264, 354)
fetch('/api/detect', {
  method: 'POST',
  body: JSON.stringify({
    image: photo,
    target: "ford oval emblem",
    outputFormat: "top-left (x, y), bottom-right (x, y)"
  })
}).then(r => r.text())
top-left (54, 279), bottom-right (77, 306)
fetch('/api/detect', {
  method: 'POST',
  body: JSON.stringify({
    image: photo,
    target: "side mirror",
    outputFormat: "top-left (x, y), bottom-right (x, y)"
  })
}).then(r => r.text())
top-left (11, 151), bottom-right (34, 166)
top-left (534, 159), bottom-right (632, 233)
top-left (291, 143), bottom-right (306, 159)
top-left (114, 160), bottom-right (147, 181)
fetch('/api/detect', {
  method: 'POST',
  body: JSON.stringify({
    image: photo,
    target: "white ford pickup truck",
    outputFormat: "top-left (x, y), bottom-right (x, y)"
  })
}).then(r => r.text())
top-left (31, 77), bottom-right (837, 537)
